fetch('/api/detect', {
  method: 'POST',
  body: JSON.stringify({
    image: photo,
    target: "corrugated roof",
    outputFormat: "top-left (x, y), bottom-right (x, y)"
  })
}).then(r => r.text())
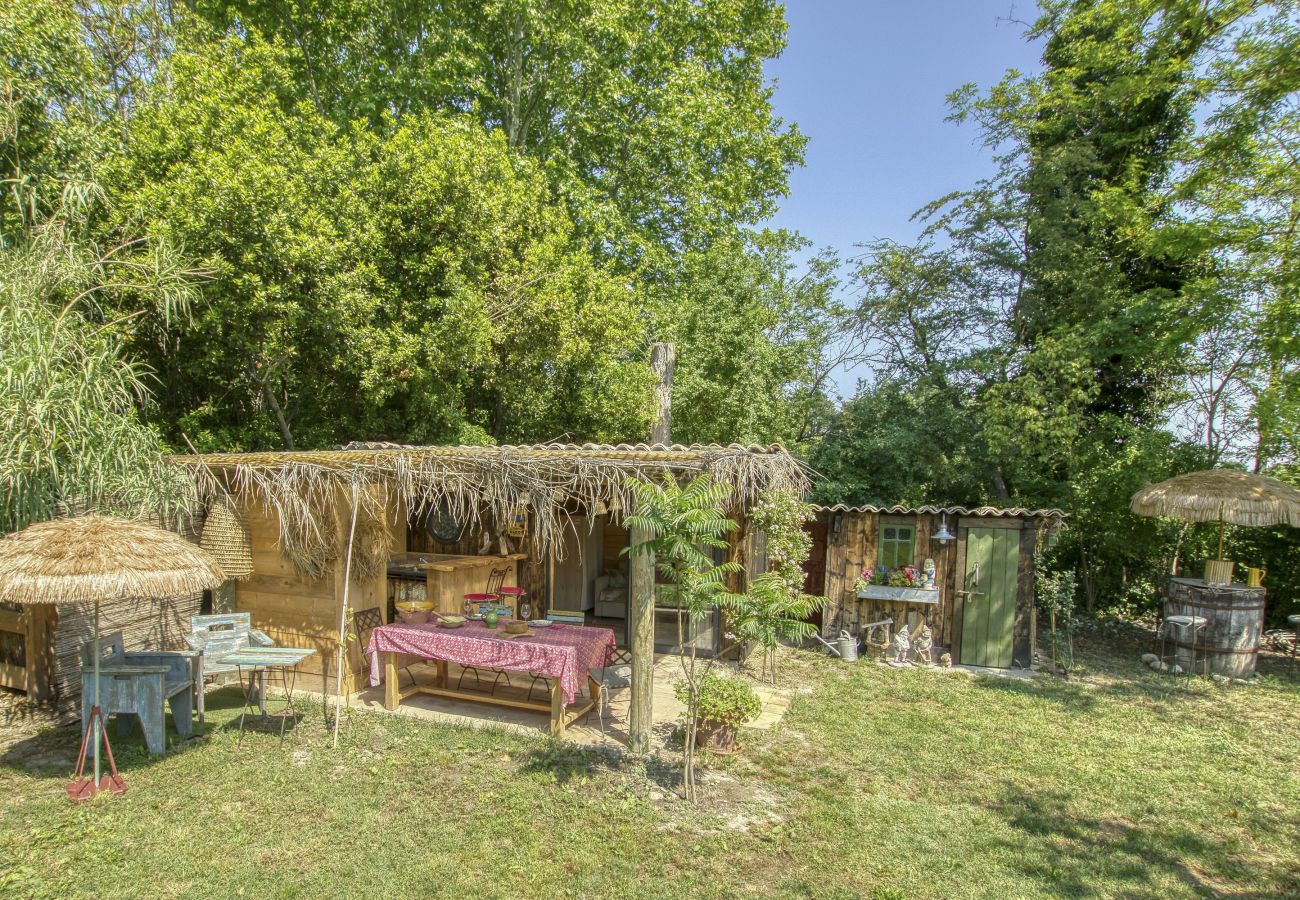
top-left (815, 503), bottom-right (1067, 519)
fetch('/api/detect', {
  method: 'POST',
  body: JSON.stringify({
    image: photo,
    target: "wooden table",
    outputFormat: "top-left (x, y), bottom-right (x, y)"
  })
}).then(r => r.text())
top-left (367, 621), bottom-right (616, 736)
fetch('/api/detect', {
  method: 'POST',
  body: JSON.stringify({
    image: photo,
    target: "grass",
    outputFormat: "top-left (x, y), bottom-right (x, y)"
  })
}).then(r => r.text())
top-left (2, 623), bottom-right (1298, 899)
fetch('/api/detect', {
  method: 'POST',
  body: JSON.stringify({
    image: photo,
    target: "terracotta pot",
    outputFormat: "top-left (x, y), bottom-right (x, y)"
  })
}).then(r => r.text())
top-left (694, 719), bottom-right (741, 755)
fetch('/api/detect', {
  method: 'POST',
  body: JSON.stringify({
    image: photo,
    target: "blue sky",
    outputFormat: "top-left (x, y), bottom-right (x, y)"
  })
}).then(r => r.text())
top-left (765, 1), bottom-right (1044, 392)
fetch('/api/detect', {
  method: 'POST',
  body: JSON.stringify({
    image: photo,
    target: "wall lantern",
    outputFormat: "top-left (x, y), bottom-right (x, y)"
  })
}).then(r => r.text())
top-left (932, 512), bottom-right (955, 543)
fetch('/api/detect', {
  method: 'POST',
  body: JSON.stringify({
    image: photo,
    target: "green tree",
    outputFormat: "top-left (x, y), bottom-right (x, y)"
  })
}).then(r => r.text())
top-left (661, 231), bottom-right (845, 449)
top-left (624, 474), bottom-right (741, 801)
top-left (729, 489), bottom-right (823, 681)
top-left (108, 36), bottom-right (651, 450)
top-left (0, 226), bottom-right (198, 533)
top-left (1, 0), bottom-right (200, 533)
top-left (191, 0), bottom-right (805, 270)
top-left (819, 0), bottom-right (1297, 619)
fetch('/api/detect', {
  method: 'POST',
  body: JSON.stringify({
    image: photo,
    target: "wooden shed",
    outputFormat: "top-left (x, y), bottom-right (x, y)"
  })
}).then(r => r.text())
top-left (171, 442), bottom-right (807, 698)
top-left (807, 505), bottom-right (1064, 669)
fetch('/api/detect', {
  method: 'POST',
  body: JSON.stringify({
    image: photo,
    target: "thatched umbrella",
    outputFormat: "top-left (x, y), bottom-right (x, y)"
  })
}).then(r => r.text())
top-left (0, 515), bottom-right (224, 798)
top-left (1131, 469), bottom-right (1300, 575)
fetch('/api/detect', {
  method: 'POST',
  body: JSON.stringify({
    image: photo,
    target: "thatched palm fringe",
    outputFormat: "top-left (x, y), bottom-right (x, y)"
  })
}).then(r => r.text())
top-left (1130, 469), bottom-right (1300, 527)
top-left (175, 444), bottom-right (811, 573)
top-left (0, 514), bottom-right (225, 604)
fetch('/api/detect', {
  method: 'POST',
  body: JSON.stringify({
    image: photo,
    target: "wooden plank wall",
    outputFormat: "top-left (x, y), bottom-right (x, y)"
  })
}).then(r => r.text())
top-left (817, 510), bottom-right (962, 654)
top-left (236, 501), bottom-right (341, 696)
top-left (1013, 523), bottom-right (1039, 668)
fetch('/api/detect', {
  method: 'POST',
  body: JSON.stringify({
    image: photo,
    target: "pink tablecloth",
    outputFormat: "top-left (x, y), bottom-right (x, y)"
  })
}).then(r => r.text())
top-left (367, 621), bottom-right (616, 704)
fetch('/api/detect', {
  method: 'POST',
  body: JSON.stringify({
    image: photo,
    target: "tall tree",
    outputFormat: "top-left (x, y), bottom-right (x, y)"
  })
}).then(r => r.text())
top-left (819, 0), bottom-right (1295, 615)
top-left (190, 0), bottom-right (806, 270)
top-left (659, 230), bottom-right (845, 450)
top-left (107, 36), bottom-right (652, 450)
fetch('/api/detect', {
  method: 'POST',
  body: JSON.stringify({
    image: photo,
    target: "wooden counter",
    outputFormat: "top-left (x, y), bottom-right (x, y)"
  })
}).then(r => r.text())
top-left (388, 553), bottom-right (526, 614)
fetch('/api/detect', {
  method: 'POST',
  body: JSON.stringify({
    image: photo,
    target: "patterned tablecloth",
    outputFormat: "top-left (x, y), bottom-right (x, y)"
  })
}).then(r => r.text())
top-left (367, 621), bottom-right (616, 704)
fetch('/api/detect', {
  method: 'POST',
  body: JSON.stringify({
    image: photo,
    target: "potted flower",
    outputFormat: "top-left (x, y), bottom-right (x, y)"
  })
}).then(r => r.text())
top-left (675, 671), bottom-right (761, 755)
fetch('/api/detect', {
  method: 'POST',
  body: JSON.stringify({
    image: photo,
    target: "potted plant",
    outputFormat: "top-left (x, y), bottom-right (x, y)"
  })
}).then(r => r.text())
top-left (675, 671), bottom-right (761, 755)
top-left (854, 565), bottom-right (939, 603)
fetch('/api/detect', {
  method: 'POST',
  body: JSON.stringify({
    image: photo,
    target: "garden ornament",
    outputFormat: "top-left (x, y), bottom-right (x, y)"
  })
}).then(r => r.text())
top-left (912, 621), bottom-right (934, 665)
top-left (922, 558), bottom-right (936, 588)
top-left (889, 625), bottom-right (912, 667)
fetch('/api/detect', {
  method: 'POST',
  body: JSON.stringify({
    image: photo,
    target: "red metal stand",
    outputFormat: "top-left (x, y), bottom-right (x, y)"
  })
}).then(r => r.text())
top-left (66, 706), bottom-right (127, 802)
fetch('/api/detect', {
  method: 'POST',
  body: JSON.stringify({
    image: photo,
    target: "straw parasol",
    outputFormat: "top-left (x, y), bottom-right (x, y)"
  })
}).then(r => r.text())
top-left (0, 515), bottom-right (225, 798)
top-left (1130, 469), bottom-right (1300, 564)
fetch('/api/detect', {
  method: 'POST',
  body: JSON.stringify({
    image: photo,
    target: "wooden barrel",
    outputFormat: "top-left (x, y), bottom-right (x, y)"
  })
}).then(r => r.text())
top-left (1165, 578), bottom-right (1266, 677)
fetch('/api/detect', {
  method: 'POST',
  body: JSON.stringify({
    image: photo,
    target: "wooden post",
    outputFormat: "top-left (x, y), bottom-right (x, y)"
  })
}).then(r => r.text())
top-left (629, 342), bottom-right (675, 753)
top-left (650, 342), bottom-right (675, 445)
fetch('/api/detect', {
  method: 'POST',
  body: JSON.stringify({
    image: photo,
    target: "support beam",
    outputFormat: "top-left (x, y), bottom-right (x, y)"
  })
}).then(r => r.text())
top-left (629, 342), bottom-right (675, 754)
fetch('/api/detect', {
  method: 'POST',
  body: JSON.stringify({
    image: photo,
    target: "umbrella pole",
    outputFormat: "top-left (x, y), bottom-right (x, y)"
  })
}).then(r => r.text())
top-left (93, 597), bottom-right (100, 787)
top-left (1218, 514), bottom-right (1225, 561)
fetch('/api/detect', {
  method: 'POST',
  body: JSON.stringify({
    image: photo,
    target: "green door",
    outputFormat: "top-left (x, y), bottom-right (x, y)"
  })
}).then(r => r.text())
top-left (959, 527), bottom-right (1019, 668)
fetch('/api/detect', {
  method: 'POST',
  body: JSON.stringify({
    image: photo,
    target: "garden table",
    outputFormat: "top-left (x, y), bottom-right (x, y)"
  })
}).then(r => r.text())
top-left (367, 620), bottom-right (616, 735)
top-left (225, 646), bottom-right (317, 747)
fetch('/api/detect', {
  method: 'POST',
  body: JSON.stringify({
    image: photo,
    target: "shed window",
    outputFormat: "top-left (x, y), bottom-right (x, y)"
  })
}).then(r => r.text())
top-left (878, 525), bottom-right (915, 569)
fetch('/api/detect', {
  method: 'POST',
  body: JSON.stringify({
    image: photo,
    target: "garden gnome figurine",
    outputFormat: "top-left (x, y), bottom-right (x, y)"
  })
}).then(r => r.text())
top-left (922, 558), bottom-right (936, 589)
top-left (912, 621), bottom-right (933, 665)
top-left (890, 624), bottom-right (912, 667)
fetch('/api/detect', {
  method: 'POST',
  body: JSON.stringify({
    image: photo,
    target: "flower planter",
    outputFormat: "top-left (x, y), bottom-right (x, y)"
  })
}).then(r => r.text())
top-left (694, 719), bottom-right (741, 755)
top-left (857, 585), bottom-right (940, 604)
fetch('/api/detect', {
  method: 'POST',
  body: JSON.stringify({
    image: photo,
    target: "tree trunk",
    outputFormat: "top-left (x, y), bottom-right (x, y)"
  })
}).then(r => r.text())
top-left (650, 343), bottom-right (676, 444)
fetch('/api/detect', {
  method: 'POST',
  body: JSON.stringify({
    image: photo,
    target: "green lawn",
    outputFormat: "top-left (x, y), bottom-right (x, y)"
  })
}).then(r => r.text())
top-left (2, 625), bottom-right (1298, 899)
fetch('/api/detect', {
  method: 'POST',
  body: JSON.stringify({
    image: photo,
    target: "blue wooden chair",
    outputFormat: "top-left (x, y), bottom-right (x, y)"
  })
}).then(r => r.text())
top-left (80, 632), bottom-right (194, 755)
top-left (184, 613), bottom-right (275, 723)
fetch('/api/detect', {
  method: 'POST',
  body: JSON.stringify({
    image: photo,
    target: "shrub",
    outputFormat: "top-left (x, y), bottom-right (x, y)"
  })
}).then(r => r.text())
top-left (676, 671), bottom-right (761, 728)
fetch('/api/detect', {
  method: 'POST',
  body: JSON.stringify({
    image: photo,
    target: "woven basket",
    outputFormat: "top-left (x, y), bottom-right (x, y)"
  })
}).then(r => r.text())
top-left (199, 496), bottom-right (254, 581)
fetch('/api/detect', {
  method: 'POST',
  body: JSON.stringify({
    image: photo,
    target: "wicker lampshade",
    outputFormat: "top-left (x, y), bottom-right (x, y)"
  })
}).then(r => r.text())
top-left (199, 496), bottom-right (254, 581)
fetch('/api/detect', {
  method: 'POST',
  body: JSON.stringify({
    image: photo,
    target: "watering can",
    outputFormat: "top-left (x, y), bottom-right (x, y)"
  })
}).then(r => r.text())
top-left (813, 629), bottom-right (859, 662)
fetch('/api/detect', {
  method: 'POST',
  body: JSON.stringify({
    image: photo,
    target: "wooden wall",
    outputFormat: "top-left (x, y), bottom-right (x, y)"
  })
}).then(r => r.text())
top-left (236, 501), bottom-right (341, 695)
top-left (814, 509), bottom-right (1046, 668)
top-left (820, 511), bottom-right (957, 647)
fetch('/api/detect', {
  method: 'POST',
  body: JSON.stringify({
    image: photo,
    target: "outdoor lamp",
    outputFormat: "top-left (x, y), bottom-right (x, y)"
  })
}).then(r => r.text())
top-left (932, 513), bottom-right (955, 543)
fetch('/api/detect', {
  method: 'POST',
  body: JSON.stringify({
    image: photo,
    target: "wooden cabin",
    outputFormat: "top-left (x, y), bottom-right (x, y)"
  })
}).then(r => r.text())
top-left (807, 504), bottom-right (1064, 669)
top-left (175, 442), bottom-right (803, 698)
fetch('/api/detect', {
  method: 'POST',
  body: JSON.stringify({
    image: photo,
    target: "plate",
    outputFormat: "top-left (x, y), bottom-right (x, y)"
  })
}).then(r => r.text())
top-left (528, 619), bottom-right (553, 628)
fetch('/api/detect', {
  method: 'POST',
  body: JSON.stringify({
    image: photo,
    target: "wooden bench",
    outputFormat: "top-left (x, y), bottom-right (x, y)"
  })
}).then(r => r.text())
top-left (80, 632), bottom-right (194, 754)
top-left (184, 613), bottom-right (275, 723)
